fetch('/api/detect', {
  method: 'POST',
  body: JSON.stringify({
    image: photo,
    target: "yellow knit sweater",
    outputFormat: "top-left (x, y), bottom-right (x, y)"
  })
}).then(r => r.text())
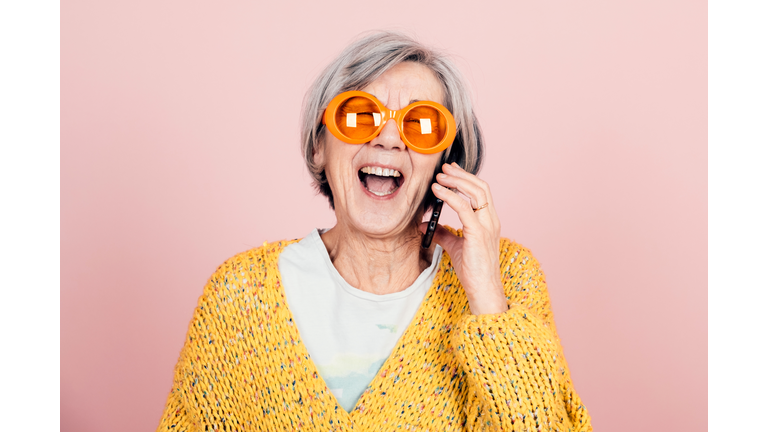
top-left (157, 236), bottom-right (591, 431)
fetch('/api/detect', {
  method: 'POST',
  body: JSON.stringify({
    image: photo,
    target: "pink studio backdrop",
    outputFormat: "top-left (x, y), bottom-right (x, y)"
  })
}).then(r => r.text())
top-left (62, 1), bottom-right (706, 431)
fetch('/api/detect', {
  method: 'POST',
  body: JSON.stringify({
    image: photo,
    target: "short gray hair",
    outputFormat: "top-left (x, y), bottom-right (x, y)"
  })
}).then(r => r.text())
top-left (300, 31), bottom-right (484, 211)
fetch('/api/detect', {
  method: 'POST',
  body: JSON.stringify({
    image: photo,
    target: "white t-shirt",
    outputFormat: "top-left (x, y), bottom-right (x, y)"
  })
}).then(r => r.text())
top-left (278, 229), bottom-right (442, 412)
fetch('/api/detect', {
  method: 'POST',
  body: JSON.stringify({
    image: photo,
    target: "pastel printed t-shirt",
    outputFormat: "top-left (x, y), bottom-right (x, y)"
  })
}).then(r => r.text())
top-left (278, 229), bottom-right (442, 413)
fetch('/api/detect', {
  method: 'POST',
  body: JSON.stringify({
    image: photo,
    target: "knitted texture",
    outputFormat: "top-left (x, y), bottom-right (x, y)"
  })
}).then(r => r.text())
top-left (157, 236), bottom-right (591, 431)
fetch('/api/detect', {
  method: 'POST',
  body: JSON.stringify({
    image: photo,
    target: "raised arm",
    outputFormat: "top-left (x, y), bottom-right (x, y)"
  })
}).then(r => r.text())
top-left (452, 241), bottom-right (591, 431)
top-left (425, 162), bottom-right (591, 431)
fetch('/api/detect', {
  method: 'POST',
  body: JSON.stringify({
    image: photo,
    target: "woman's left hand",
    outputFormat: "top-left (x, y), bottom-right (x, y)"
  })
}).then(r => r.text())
top-left (421, 162), bottom-right (508, 315)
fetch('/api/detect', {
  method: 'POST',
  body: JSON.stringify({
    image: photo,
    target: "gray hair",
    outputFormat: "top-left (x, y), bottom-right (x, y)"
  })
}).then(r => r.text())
top-left (300, 31), bottom-right (484, 211)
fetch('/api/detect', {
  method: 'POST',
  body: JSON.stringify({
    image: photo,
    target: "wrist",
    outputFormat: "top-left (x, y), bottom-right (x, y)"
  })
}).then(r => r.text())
top-left (466, 283), bottom-right (508, 315)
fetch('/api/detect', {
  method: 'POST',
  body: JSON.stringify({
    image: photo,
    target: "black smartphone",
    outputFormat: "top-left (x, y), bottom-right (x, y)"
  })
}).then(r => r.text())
top-left (421, 198), bottom-right (443, 249)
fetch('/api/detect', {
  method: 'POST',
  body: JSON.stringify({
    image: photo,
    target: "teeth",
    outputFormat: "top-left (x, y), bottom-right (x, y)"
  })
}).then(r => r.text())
top-left (369, 190), bottom-right (393, 196)
top-left (361, 166), bottom-right (401, 177)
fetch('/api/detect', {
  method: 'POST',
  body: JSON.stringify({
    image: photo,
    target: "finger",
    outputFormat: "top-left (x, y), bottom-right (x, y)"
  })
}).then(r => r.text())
top-left (432, 183), bottom-right (485, 231)
top-left (444, 163), bottom-right (494, 205)
top-left (436, 173), bottom-right (491, 211)
top-left (441, 164), bottom-right (499, 233)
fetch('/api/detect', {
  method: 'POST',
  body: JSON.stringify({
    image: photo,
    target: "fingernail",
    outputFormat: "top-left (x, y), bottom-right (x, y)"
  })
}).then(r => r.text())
top-left (433, 183), bottom-right (443, 190)
top-left (437, 173), bottom-right (447, 178)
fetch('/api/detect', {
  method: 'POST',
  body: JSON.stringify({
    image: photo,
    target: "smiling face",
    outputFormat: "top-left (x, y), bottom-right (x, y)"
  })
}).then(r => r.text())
top-left (314, 62), bottom-right (446, 238)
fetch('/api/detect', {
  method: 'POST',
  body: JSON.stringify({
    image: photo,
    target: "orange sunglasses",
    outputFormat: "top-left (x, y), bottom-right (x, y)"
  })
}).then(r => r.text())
top-left (322, 91), bottom-right (456, 154)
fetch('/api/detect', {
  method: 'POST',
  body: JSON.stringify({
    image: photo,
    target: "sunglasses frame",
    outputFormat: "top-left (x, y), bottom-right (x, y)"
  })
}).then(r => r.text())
top-left (322, 91), bottom-right (457, 154)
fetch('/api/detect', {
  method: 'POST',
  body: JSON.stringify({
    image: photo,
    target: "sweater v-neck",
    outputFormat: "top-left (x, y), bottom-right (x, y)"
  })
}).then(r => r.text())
top-left (270, 239), bottom-right (450, 421)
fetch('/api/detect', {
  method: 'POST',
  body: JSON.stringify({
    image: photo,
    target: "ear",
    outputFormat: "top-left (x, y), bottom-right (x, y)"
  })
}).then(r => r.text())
top-left (312, 140), bottom-right (325, 168)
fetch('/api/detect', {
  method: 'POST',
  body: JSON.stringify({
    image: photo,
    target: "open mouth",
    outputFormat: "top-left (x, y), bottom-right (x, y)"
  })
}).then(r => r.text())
top-left (358, 166), bottom-right (403, 197)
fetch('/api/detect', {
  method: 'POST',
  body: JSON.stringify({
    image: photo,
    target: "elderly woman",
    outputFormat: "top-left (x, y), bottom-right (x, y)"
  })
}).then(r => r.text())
top-left (157, 32), bottom-right (591, 431)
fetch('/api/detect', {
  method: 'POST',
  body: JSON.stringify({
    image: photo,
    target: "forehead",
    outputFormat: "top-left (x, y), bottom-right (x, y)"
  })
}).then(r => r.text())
top-left (362, 62), bottom-right (444, 107)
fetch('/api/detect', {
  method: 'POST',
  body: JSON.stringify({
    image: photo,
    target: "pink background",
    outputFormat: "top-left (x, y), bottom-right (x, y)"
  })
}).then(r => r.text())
top-left (62, 1), bottom-right (706, 431)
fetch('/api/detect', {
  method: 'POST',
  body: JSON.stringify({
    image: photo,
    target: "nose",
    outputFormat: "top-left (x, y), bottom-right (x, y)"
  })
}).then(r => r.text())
top-left (370, 119), bottom-right (405, 151)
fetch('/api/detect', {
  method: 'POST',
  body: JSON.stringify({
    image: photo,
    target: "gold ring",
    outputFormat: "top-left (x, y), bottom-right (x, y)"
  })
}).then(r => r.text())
top-left (473, 203), bottom-right (489, 212)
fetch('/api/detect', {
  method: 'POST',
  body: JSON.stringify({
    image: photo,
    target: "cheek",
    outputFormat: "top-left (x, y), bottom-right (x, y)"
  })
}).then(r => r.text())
top-left (323, 142), bottom-right (361, 189)
top-left (412, 155), bottom-right (442, 186)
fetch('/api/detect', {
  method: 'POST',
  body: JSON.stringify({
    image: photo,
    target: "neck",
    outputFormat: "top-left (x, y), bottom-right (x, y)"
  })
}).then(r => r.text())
top-left (320, 223), bottom-right (434, 295)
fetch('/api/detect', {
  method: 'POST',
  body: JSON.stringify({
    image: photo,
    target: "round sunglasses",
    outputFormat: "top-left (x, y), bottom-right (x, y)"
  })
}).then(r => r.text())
top-left (322, 91), bottom-right (456, 154)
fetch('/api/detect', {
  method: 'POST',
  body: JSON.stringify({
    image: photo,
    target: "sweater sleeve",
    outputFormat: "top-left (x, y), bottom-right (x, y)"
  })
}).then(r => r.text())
top-left (451, 240), bottom-right (592, 431)
top-left (156, 361), bottom-right (195, 432)
top-left (156, 285), bottom-right (213, 432)
top-left (156, 255), bottom-right (239, 432)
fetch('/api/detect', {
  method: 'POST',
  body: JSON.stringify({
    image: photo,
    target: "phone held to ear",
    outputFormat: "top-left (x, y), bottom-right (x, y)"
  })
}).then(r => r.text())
top-left (421, 198), bottom-right (443, 249)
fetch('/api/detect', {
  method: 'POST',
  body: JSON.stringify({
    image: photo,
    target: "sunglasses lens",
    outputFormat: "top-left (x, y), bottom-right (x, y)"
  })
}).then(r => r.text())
top-left (402, 106), bottom-right (448, 152)
top-left (335, 96), bottom-right (382, 141)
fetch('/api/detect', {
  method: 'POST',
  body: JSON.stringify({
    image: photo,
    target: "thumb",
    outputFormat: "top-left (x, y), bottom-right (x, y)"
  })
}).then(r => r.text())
top-left (418, 221), bottom-right (429, 234)
top-left (430, 224), bottom-right (461, 257)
